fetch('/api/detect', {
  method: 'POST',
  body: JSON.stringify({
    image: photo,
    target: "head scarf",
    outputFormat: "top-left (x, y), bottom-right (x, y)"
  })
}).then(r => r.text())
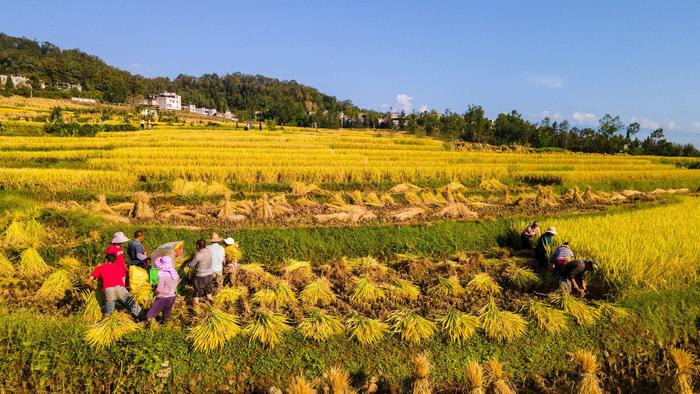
top-left (154, 255), bottom-right (179, 281)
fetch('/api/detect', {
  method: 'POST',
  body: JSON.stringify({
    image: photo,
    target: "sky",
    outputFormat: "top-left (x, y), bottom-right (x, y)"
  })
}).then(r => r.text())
top-left (4, 1), bottom-right (700, 144)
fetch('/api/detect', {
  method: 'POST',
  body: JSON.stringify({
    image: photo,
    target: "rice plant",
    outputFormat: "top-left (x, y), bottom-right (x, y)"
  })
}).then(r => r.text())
top-left (479, 298), bottom-right (527, 342)
top-left (213, 286), bottom-right (248, 308)
top-left (465, 360), bottom-right (485, 394)
top-left (484, 359), bottom-right (515, 394)
top-left (525, 300), bottom-right (568, 334)
top-left (325, 366), bottom-right (355, 394)
top-left (80, 289), bottom-right (103, 324)
top-left (384, 278), bottom-right (421, 302)
top-left (388, 309), bottom-right (435, 345)
top-left (668, 348), bottom-right (696, 394)
top-left (593, 300), bottom-right (631, 323)
top-left (300, 278), bottom-right (336, 306)
top-left (436, 307), bottom-right (479, 344)
top-left (549, 291), bottom-right (600, 326)
top-left (428, 275), bottom-right (465, 297)
top-left (503, 264), bottom-right (541, 290)
top-left (187, 306), bottom-right (241, 352)
top-left (0, 251), bottom-right (14, 277)
top-left (286, 375), bottom-right (316, 394)
top-left (349, 276), bottom-right (386, 306)
top-left (346, 313), bottom-right (388, 346)
top-left (346, 256), bottom-right (388, 277)
top-left (297, 308), bottom-right (344, 341)
top-left (3, 219), bottom-right (31, 247)
top-left (466, 273), bottom-right (502, 295)
top-left (571, 350), bottom-right (603, 394)
top-left (243, 309), bottom-right (291, 348)
top-left (412, 352), bottom-right (432, 394)
top-left (56, 256), bottom-right (82, 270)
top-left (274, 280), bottom-right (298, 308)
top-left (281, 259), bottom-right (313, 286)
top-left (17, 247), bottom-right (50, 278)
top-left (85, 311), bottom-right (140, 348)
top-left (251, 289), bottom-right (278, 307)
top-left (35, 269), bottom-right (74, 301)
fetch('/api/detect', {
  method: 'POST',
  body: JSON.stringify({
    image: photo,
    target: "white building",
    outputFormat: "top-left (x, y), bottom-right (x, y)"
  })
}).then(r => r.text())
top-left (155, 92), bottom-right (181, 111)
top-left (71, 97), bottom-right (98, 104)
top-left (0, 74), bottom-right (32, 89)
top-left (56, 82), bottom-right (82, 92)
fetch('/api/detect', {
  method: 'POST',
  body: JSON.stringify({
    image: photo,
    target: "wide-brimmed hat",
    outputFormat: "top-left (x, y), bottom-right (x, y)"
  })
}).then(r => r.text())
top-left (210, 232), bottom-right (224, 243)
top-left (544, 227), bottom-right (558, 235)
top-left (111, 231), bottom-right (129, 244)
top-left (223, 237), bottom-right (235, 246)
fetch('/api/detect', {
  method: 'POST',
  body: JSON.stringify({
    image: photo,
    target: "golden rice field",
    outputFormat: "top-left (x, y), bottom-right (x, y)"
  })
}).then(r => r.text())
top-left (0, 128), bottom-right (698, 194)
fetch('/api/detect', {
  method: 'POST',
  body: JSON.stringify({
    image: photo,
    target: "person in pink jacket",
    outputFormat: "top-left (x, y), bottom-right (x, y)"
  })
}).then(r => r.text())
top-left (145, 256), bottom-right (179, 323)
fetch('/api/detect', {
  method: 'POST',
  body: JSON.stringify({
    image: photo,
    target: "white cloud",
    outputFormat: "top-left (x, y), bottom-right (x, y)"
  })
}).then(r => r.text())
top-left (528, 76), bottom-right (564, 89)
top-left (419, 104), bottom-right (429, 113)
top-left (572, 112), bottom-right (596, 124)
top-left (394, 94), bottom-right (414, 113)
top-left (690, 121), bottom-right (700, 131)
top-left (665, 120), bottom-right (681, 131)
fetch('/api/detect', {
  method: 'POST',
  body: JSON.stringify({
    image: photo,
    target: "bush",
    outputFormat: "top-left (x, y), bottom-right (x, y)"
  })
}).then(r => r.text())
top-left (43, 122), bottom-right (136, 137)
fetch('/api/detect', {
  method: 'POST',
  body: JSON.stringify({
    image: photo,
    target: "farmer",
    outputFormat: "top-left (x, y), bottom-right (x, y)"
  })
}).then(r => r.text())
top-left (186, 239), bottom-right (213, 306)
top-left (145, 255), bottom-right (179, 324)
top-left (140, 120), bottom-right (145, 129)
top-left (223, 237), bottom-right (239, 285)
top-left (127, 230), bottom-right (149, 270)
top-left (520, 221), bottom-right (540, 249)
top-left (556, 259), bottom-right (597, 295)
top-left (206, 232), bottom-right (226, 292)
top-left (550, 242), bottom-right (575, 270)
top-left (89, 252), bottom-right (142, 317)
top-left (106, 232), bottom-right (129, 278)
top-left (534, 227), bottom-right (557, 266)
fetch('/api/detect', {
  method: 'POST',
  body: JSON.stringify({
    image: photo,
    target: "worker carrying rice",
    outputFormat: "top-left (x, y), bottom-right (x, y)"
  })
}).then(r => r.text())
top-left (534, 227), bottom-right (557, 266)
top-left (88, 252), bottom-right (142, 317)
top-left (550, 242), bottom-right (575, 270)
top-left (185, 239), bottom-right (213, 307)
top-left (223, 237), bottom-right (241, 285)
top-left (556, 259), bottom-right (597, 295)
top-left (520, 221), bottom-right (540, 249)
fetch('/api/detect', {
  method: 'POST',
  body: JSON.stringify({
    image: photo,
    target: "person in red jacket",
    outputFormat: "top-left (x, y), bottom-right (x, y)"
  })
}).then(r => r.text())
top-left (89, 252), bottom-right (142, 317)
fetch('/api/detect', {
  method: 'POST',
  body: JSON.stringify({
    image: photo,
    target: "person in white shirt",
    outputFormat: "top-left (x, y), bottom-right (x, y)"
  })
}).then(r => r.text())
top-left (206, 232), bottom-right (226, 292)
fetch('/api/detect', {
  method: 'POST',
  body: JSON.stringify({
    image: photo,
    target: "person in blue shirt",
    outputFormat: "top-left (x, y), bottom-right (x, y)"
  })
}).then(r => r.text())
top-left (535, 227), bottom-right (557, 266)
top-left (127, 230), bottom-right (149, 270)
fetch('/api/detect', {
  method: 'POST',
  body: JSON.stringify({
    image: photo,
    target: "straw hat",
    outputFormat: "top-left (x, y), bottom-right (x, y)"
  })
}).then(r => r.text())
top-left (210, 232), bottom-right (224, 242)
top-left (544, 227), bottom-right (558, 235)
top-left (223, 237), bottom-right (235, 246)
top-left (111, 231), bottom-right (129, 244)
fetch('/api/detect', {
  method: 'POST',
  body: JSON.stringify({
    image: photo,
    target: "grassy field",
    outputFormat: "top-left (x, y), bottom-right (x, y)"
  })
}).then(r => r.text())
top-left (0, 96), bottom-right (697, 392)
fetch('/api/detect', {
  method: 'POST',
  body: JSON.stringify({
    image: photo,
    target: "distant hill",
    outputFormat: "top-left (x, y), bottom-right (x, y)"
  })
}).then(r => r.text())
top-left (0, 33), bottom-right (359, 125)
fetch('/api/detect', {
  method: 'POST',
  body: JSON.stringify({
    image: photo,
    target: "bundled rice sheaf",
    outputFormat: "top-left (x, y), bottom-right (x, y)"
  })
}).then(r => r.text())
top-left (243, 309), bottom-right (291, 348)
top-left (593, 300), bottom-right (631, 323)
top-left (389, 207), bottom-right (426, 221)
top-left (349, 276), bottom-right (386, 307)
top-left (217, 193), bottom-right (248, 222)
top-left (57, 256), bottom-right (82, 270)
top-left (571, 349), bottom-right (603, 394)
top-left (465, 360), bottom-right (485, 394)
top-left (213, 286), bottom-right (248, 308)
top-left (315, 205), bottom-right (375, 224)
top-left (466, 273), bottom-right (502, 295)
top-left (363, 192), bottom-right (385, 207)
top-left (35, 269), bottom-right (74, 301)
top-left (428, 275), bottom-right (465, 297)
top-left (256, 193), bottom-right (276, 221)
top-left (435, 203), bottom-right (479, 219)
top-left (346, 256), bottom-right (387, 279)
top-left (130, 192), bottom-right (155, 219)
top-left (187, 306), bottom-right (241, 352)
top-left (549, 291), bottom-right (600, 326)
top-left (421, 191), bottom-right (446, 207)
top-left (479, 178), bottom-right (508, 193)
top-left (384, 278), bottom-right (421, 302)
top-left (327, 192), bottom-right (348, 208)
top-left (348, 190), bottom-right (365, 206)
top-left (85, 311), bottom-right (140, 348)
top-left (412, 353), bottom-right (432, 394)
top-left (504, 264), bottom-right (541, 290)
top-left (297, 308), bottom-right (344, 341)
top-left (128, 266), bottom-right (154, 307)
top-left (80, 289), bottom-right (103, 324)
top-left (17, 247), bottom-right (50, 278)
top-left (389, 309), bottom-right (435, 344)
top-left (443, 180), bottom-right (468, 193)
top-left (479, 298), bottom-right (527, 342)
top-left (667, 347), bottom-right (696, 394)
top-left (237, 263), bottom-right (275, 290)
top-left (3, 219), bottom-right (32, 248)
top-left (404, 191), bottom-right (424, 206)
top-left (525, 300), bottom-right (568, 334)
top-left (294, 196), bottom-right (320, 207)
top-left (346, 313), bottom-right (388, 346)
top-left (0, 251), bottom-right (15, 277)
top-left (286, 375), bottom-right (316, 394)
top-left (380, 193), bottom-right (397, 206)
top-left (389, 182), bottom-right (423, 194)
top-left (437, 307), bottom-right (479, 344)
top-left (281, 259), bottom-right (314, 287)
top-left (324, 366), bottom-right (355, 394)
top-left (484, 359), bottom-right (516, 394)
top-left (251, 289), bottom-right (278, 307)
top-left (300, 278), bottom-right (336, 306)
top-left (89, 194), bottom-right (116, 215)
top-left (291, 181), bottom-right (326, 196)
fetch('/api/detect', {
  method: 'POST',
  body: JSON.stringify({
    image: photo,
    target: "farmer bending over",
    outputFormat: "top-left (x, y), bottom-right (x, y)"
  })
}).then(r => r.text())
top-left (550, 242), bottom-right (574, 270)
top-left (557, 259), bottom-right (597, 296)
top-left (186, 239), bottom-right (213, 307)
top-left (520, 221), bottom-right (540, 249)
top-left (89, 252), bottom-right (142, 317)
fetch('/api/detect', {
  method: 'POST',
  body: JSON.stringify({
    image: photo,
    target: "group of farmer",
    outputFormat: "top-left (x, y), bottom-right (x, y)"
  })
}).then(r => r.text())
top-left (521, 221), bottom-right (597, 296)
top-left (88, 230), bottom-right (240, 323)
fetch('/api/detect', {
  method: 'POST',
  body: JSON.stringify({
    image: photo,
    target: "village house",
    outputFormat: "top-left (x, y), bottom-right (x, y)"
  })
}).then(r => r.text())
top-left (55, 82), bottom-right (83, 92)
top-left (71, 97), bottom-right (98, 104)
top-left (144, 92), bottom-right (181, 111)
top-left (0, 74), bottom-right (32, 89)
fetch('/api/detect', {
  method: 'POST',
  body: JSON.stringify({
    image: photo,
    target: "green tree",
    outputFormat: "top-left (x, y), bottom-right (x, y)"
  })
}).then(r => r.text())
top-left (625, 122), bottom-right (640, 140)
top-left (598, 114), bottom-right (624, 137)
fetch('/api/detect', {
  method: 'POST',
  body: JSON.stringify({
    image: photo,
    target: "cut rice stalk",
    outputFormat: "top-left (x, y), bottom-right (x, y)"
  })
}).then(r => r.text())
top-left (437, 307), bottom-right (479, 344)
top-left (346, 313), bottom-right (388, 346)
top-left (17, 247), bottom-right (50, 278)
top-left (35, 269), bottom-right (74, 301)
top-left (85, 311), bottom-right (140, 348)
top-left (187, 305), bottom-right (241, 352)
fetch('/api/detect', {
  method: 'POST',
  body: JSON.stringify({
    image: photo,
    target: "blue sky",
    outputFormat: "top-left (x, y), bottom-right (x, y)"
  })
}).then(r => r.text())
top-left (5, 1), bottom-right (700, 144)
